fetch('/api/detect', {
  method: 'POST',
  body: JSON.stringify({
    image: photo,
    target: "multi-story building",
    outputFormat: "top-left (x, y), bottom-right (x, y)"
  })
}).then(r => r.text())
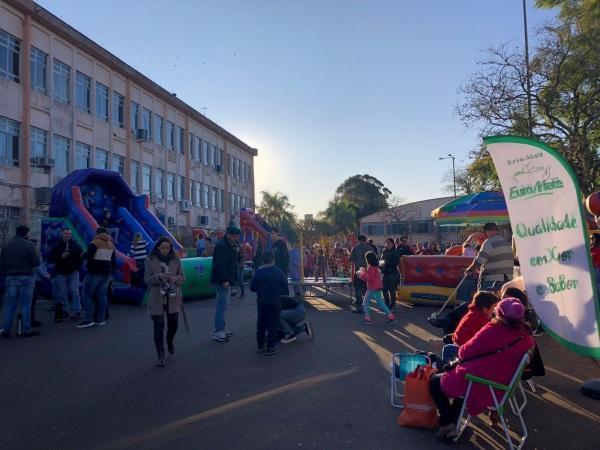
top-left (0, 0), bottom-right (257, 242)
top-left (359, 196), bottom-right (461, 247)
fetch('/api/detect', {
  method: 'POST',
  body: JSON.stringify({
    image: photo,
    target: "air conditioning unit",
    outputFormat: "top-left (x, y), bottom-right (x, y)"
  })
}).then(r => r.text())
top-left (167, 216), bottom-right (176, 225)
top-left (135, 129), bottom-right (149, 141)
top-left (35, 187), bottom-right (52, 205)
top-left (197, 215), bottom-right (209, 226)
top-left (215, 164), bottom-right (223, 173)
top-left (180, 199), bottom-right (191, 212)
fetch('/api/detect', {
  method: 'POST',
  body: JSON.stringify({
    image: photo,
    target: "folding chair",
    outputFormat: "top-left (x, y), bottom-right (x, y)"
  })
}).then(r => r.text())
top-left (454, 353), bottom-right (530, 449)
top-left (390, 353), bottom-right (430, 408)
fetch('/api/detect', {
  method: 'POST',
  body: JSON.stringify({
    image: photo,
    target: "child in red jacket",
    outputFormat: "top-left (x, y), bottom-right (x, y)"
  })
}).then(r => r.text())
top-left (357, 251), bottom-right (395, 324)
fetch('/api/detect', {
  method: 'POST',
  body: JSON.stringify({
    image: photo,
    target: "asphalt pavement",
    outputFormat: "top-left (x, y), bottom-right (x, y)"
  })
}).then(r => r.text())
top-left (1, 288), bottom-right (599, 450)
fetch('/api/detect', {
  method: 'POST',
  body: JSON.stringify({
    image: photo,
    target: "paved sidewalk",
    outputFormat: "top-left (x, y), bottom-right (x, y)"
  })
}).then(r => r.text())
top-left (0, 290), bottom-right (599, 449)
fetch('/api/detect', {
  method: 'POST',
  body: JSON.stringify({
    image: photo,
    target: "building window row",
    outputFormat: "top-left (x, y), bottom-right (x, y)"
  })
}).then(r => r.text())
top-left (30, 46), bottom-right (47, 93)
top-left (228, 155), bottom-right (250, 183)
top-left (0, 29), bottom-right (20, 82)
top-left (0, 116), bottom-right (20, 168)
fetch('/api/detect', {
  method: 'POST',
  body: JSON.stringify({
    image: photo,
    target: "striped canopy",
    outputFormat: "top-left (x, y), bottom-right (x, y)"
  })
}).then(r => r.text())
top-left (431, 191), bottom-right (508, 226)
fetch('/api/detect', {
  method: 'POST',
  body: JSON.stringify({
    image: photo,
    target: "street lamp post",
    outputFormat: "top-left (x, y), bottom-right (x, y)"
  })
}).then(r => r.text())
top-left (439, 154), bottom-right (457, 198)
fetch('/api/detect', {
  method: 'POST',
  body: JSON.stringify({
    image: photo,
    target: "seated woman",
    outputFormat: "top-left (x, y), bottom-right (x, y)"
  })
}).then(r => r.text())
top-left (429, 297), bottom-right (535, 441)
top-left (443, 291), bottom-right (498, 361)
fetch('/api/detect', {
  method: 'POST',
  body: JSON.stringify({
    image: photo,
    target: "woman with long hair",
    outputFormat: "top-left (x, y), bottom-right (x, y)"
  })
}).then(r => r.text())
top-left (144, 237), bottom-right (184, 367)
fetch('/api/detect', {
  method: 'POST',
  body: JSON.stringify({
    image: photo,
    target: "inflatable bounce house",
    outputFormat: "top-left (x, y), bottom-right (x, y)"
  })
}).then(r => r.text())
top-left (41, 169), bottom-right (214, 304)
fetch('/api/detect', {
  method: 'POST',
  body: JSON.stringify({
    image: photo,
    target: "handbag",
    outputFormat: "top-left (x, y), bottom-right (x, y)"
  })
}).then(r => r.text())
top-left (398, 365), bottom-right (439, 429)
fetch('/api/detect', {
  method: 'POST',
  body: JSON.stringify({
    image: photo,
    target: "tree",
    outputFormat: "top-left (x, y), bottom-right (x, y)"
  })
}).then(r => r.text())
top-left (334, 174), bottom-right (391, 219)
top-left (257, 191), bottom-right (296, 225)
top-left (440, 166), bottom-right (477, 195)
top-left (380, 196), bottom-right (410, 235)
top-left (457, 3), bottom-right (600, 193)
top-left (319, 199), bottom-right (358, 235)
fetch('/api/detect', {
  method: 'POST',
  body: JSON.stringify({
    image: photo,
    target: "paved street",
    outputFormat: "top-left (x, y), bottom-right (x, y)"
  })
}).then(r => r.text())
top-left (1, 289), bottom-right (599, 450)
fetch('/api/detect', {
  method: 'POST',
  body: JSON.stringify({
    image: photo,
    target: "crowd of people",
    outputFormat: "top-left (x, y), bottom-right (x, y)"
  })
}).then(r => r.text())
top-left (1, 219), bottom-right (543, 441)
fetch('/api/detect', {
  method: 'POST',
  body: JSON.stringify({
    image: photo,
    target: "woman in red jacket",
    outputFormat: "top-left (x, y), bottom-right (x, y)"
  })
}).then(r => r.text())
top-left (429, 297), bottom-right (535, 440)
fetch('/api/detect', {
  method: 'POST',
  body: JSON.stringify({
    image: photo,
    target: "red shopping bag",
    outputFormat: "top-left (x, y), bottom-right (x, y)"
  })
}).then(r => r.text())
top-left (398, 365), bottom-right (439, 429)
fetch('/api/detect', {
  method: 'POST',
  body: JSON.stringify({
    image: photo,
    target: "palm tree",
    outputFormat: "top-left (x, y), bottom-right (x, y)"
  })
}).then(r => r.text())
top-left (257, 191), bottom-right (296, 226)
top-left (319, 199), bottom-right (358, 235)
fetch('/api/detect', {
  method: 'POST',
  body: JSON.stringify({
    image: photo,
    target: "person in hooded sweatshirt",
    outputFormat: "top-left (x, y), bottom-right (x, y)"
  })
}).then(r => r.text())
top-left (250, 251), bottom-right (288, 356)
top-left (77, 227), bottom-right (116, 328)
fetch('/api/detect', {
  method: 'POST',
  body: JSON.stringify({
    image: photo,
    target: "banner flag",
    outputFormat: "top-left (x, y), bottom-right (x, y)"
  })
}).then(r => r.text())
top-left (485, 135), bottom-right (600, 357)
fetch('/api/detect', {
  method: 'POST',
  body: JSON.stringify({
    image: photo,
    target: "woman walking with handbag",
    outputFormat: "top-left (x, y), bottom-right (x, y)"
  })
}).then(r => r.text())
top-left (144, 237), bottom-right (185, 367)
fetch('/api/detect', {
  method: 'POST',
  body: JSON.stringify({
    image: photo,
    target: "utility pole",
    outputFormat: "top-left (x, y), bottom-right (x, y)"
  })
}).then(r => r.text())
top-left (523, 0), bottom-right (533, 137)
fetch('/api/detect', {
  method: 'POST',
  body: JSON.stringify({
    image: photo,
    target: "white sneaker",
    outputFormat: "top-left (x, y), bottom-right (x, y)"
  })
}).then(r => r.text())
top-left (280, 334), bottom-right (297, 344)
top-left (94, 321), bottom-right (107, 326)
top-left (212, 331), bottom-right (229, 342)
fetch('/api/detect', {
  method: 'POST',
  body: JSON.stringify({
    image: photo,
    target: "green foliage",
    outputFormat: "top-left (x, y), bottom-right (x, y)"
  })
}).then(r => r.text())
top-left (457, 0), bottom-right (600, 194)
top-left (334, 174), bottom-right (391, 219)
top-left (319, 199), bottom-right (358, 235)
top-left (257, 191), bottom-right (298, 242)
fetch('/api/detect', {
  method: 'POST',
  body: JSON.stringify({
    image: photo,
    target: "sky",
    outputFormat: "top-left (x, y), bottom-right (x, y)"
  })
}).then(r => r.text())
top-left (37, 0), bottom-right (558, 217)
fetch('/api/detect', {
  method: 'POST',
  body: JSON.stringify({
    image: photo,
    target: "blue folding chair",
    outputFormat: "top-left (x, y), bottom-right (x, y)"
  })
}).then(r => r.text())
top-left (390, 353), bottom-right (430, 408)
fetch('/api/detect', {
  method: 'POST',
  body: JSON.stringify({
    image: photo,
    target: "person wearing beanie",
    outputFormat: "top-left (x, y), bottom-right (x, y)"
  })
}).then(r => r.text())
top-left (429, 296), bottom-right (534, 441)
top-left (0, 225), bottom-right (42, 338)
top-left (210, 226), bottom-right (241, 342)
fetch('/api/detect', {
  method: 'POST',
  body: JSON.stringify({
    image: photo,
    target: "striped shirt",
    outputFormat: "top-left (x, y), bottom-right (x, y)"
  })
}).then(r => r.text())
top-left (129, 239), bottom-right (148, 261)
top-left (474, 234), bottom-right (513, 282)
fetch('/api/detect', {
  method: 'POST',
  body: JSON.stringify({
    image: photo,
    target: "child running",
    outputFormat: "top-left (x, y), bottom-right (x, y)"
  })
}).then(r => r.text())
top-left (357, 251), bottom-right (396, 324)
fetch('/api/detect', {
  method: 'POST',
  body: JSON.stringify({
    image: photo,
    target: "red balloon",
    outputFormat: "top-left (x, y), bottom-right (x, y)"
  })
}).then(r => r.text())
top-left (586, 193), bottom-right (600, 216)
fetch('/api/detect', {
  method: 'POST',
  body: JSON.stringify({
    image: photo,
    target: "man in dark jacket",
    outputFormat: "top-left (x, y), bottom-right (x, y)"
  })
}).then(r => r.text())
top-left (250, 251), bottom-right (288, 355)
top-left (381, 237), bottom-right (400, 310)
top-left (210, 226), bottom-right (241, 342)
top-left (48, 227), bottom-right (83, 322)
top-left (396, 236), bottom-right (413, 257)
top-left (349, 235), bottom-right (371, 312)
top-left (0, 225), bottom-right (42, 338)
top-left (270, 227), bottom-right (289, 273)
top-left (77, 227), bottom-right (116, 329)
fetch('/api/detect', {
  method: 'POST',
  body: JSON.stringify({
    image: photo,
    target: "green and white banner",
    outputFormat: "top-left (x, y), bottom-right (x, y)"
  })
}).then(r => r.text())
top-left (485, 136), bottom-right (600, 357)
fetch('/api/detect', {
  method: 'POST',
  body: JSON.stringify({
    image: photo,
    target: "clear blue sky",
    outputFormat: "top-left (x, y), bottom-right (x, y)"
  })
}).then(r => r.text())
top-left (38, 0), bottom-right (557, 217)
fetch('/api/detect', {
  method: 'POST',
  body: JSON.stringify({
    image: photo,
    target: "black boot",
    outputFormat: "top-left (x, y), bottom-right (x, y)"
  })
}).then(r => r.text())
top-left (54, 303), bottom-right (63, 323)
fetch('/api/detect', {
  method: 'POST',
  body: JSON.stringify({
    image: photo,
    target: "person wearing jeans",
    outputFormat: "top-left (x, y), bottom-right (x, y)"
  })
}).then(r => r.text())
top-left (77, 227), bottom-right (115, 328)
top-left (278, 296), bottom-right (312, 343)
top-left (0, 225), bottom-right (42, 338)
top-left (48, 227), bottom-right (83, 322)
top-left (210, 226), bottom-right (242, 342)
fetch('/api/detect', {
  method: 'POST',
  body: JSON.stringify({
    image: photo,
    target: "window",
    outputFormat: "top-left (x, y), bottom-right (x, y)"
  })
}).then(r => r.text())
top-left (95, 148), bottom-right (109, 169)
top-left (242, 162), bottom-right (247, 183)
top-left (189, 133), bottom-right (194, 157)
top-left (219, 148), bottom-right (224, 166)
top-left (195, 182), bottom-right (202, 206)
top-left (413, 220), bottom-right (433, 234)
top-left (75, 72), bottom-right (91, 113)
top-left (178, 175), bottom-right (185, 201)
top-left (211, 145), bottom-right (218, 167)
top-left (95, 82), bottom-right (109, 121)
top-left (0, 30), bottom-right (20, 82)
top-left (228, 155), bottom-right (233, 175)
top-left (30, 126), bottom-right (47, 160)
top-left (74, 142), bottom-right (91, 169)
top-left (230, 192), bottom-right (234, 211)
top-left (52, 134), bottom-right (69, 178)
top-left (131, 160), bottom-right (140, 193)
top-left (131, 101), bottom-right (140, 131)
top-left (204, 141), bottom-right (210, 165)
top-left (155, 115), bottom-right (164, 145)
top-left (111, 154), bottom-right (125, 176)
top-left (155, 168), bottom-right (164, 199)
top-left (0, 116), bottom-right (20, 167)
top-left (195, 137), bottom-right (202, 162)
top-left (112, 91), bottom-right (124, 128)
top-left (189, 180), bottom-right (195, 205)
top-left (142, 108), bottom-right (152, 139)
top-left (167, 121), bottom-right (175, 149)
top-left (30, 47), bottom-right (47, 93)
top-left (177, 126), bottom-right (184, 153)
top-left (204, 184), bottom-right (210, 208)
top-left (211, 187), bottom-right (217, 210)
top-left (220, 189), bottom-right (225, 211)
top-left (53, 59), bottom-right (70, 104)
top-left (167, 173), bottom-right (175, 201)
top-left (362, 223), bottom-right (385, 236)
top-left (142, 164), bottom-right (151, 194)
